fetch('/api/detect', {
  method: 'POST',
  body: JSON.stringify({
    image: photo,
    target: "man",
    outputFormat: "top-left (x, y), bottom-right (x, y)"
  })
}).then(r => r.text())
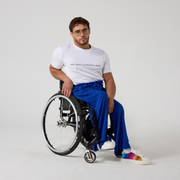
top-left (49, 17), bottom-right (150, 165)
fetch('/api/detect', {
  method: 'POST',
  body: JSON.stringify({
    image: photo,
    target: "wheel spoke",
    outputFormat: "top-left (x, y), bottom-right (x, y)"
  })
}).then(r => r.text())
top-left (67, 122), bottom-right (78, 128)
top-left (51, 126), bottom-right (63, 148)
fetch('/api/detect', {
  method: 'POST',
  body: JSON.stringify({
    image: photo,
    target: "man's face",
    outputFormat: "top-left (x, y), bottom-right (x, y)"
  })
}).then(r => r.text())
top-left (70, 24), bottom-right (90, 47)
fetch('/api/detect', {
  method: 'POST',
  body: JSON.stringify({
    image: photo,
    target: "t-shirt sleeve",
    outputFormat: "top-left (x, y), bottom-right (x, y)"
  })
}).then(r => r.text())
top-left (51, 47), bottom-right (63, 69)
top-left (103, 52), bottom-right (111, 74)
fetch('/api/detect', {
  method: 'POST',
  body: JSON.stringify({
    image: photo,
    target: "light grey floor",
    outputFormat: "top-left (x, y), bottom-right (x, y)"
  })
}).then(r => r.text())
top-left (1, 122), bottom-right (180, 180)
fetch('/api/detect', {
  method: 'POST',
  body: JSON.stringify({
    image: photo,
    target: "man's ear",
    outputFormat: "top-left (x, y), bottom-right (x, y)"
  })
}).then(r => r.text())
top-left (89, 28), bottom-right (91, 34)
top-left (70, 32), bottom-right (73, 38)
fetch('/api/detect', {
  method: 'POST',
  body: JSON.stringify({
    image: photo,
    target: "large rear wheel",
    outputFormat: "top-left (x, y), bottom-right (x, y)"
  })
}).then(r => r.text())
top-left (42, 92), bottom-right (83, 155)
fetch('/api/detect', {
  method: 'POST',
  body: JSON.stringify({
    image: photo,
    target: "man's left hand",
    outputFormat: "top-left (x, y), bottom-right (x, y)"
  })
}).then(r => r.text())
top-left (108, 98), bottom-right (114, 114)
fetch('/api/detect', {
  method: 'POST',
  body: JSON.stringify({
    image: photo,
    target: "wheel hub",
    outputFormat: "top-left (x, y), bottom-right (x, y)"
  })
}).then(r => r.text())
top-left (57, 120), bottom-right (67, 127)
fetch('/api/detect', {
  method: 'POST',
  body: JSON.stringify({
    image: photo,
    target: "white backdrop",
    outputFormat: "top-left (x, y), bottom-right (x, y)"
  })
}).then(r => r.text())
top-left (0, 0), bottom-right (180, 139)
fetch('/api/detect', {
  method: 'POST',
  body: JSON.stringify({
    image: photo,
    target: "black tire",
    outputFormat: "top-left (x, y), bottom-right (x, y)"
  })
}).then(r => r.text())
top-left (42, 92), bottom-right (83, 155)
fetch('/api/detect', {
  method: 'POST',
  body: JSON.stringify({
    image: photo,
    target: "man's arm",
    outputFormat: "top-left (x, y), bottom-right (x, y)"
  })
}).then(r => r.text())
top-left (49, 64), bottom-right (73, 98)
top-left (103, 72), bottom-right (116, 114)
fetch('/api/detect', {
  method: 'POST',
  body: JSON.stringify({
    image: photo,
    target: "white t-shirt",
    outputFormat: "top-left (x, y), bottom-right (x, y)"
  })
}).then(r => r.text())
top-left (51, 42), bottom-right (111, 85)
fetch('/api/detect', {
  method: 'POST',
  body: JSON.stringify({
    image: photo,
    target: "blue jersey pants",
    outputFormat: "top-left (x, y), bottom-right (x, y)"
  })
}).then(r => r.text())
top-left (72, 81), bottom-right (131, 156)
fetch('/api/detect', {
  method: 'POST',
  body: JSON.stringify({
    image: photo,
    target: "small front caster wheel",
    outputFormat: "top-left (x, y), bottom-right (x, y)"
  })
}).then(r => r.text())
top-left (84, 150), bottom-right (96, 163)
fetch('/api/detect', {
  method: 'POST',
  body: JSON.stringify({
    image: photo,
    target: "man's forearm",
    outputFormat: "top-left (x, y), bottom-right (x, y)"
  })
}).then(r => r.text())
top-left (105, 79), bottom-right (116, 114)
top-left (103, 72), bottom-right (116, 114)
top-left (103, 72), bottom-right (116, 100)
top-left (105, 79), bottom-right (116, 100)
top-left (49, 64), bottom-right (69, 81)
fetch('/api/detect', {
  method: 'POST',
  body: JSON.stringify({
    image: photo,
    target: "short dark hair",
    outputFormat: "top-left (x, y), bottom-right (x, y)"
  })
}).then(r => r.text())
top-left (69, 17), bottom-right (90, 32)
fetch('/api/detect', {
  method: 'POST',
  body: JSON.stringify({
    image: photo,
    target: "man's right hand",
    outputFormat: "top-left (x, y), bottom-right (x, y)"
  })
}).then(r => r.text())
top-left (62, 77), bottom-right (73, 98)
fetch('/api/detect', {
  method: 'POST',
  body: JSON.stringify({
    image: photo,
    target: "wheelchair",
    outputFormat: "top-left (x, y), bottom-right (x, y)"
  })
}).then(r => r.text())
top-left (42, 81), bottom-right (115, 163)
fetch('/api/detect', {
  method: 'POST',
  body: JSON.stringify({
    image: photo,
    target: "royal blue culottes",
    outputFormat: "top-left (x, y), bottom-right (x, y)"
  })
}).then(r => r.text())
top-left (72, 81), bottom-right (131, 156)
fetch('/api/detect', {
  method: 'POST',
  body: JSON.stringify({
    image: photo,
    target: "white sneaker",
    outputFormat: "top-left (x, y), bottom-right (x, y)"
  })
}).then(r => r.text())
top-left (121, 149), bottom-right (150, 165)
top-left (101, 140), bottom-right (115, 150)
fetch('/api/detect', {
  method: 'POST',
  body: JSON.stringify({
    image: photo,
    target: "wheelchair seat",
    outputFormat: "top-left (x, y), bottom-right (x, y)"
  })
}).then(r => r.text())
top-left (42, 80), bottom-right (114, 163)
